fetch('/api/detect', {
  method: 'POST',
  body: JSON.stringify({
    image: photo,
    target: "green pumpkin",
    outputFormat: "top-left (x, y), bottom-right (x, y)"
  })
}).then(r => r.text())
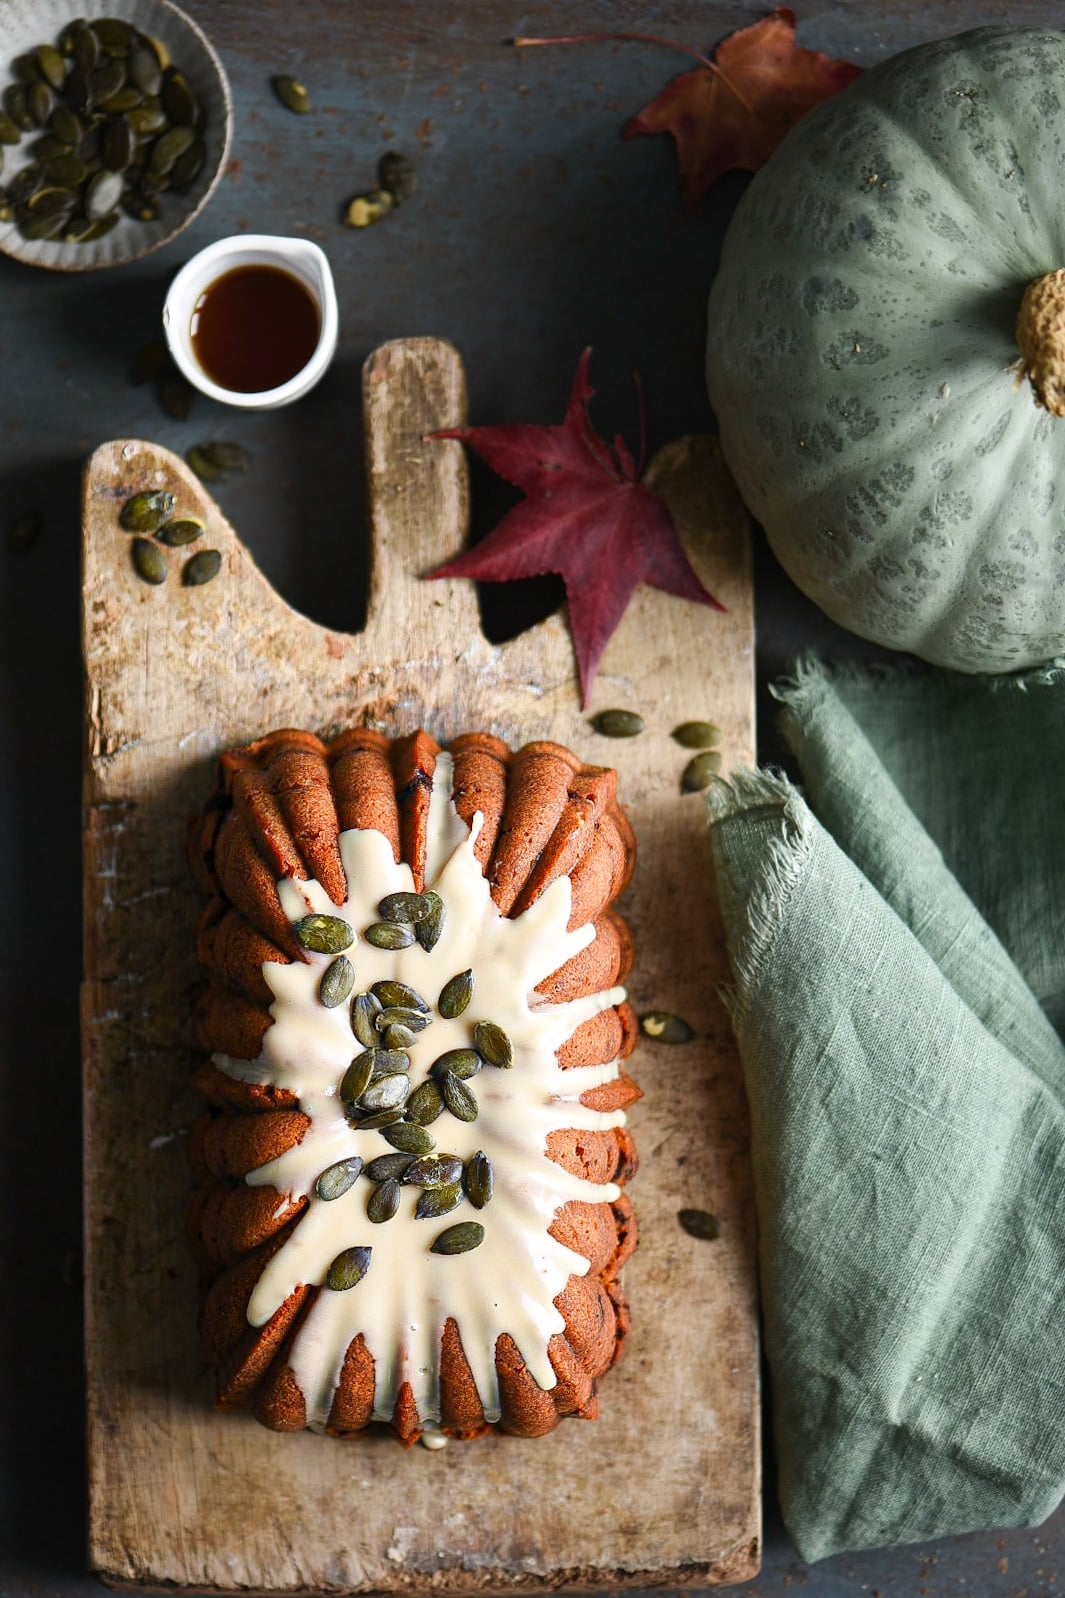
top-left (707, 26), bottom-right (1065, 672)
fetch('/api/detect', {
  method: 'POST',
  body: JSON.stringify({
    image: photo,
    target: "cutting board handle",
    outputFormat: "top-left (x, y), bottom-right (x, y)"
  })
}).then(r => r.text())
top-left (362, 337), bottom-right (484, 650)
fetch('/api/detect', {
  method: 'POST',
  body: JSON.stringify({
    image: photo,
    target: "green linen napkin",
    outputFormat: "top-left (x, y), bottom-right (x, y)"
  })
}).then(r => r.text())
top-left (706, 656), bottom-right (1065, 1562)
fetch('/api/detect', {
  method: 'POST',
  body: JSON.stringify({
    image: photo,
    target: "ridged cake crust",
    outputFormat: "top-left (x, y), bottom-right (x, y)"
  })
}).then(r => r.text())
top-left (189, 728), bottom-right (639, 1443)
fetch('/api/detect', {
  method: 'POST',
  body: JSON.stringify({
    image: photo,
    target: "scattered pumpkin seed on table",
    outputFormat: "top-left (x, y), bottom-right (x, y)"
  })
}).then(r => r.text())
top-left (272, 74), bottom-right (310, 114)
top-left (160, 376), bottom-right (194, 420)
top-left (681, 750), bottom-right (723, 792)
top-left (378, 150), bottom-right (416, 203)
top-left (678, 1208), bottom-right (720, 1241)
top-left (343, 189), bottom-right (393, 229)
top-left (157, 518), bottom-right (203, 547)
top-left (590, 708), bottom-right (644, 738)
top-left (672, 720), bottom-right (721, 749)
top-left (639, 1011), bottom-right (694, 1044)
top-left (186, 445), bottom-right (226, 484)
top-left (120, 490), bottom-right (174, 533)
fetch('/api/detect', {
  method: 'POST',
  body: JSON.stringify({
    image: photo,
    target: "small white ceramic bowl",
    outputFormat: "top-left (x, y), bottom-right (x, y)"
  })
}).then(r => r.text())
top-left (162, 233), bottom-right (339, 410)
top-left (0, 0), bottom-right (231, 272)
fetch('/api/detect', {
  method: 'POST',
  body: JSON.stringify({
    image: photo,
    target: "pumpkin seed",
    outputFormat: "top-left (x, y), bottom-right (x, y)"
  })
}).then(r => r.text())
top-left (371, 980), bottom-right (429, 1012)
top-left (359, 1072), bottom-right (410, 1113)
top-left (89, 60), bottom-right (126, 105)
top-left (319, 955), bottom-right (355, 1008)
top-left (416, 1182), bottom-right (462, 1220)
top-left (79, 211), bottom-right (119, 241)
top-left (12, 54), bottom-right (42, 87)
top-left (383, 1121), bottom-right (435, 1155)
top-left (378, 891), bottom-right (432, 924)
top-left (9, 167), bottom-right (42, 203)
top-left (45, 152), bottom-right (86, 187)
top-left (365, 920), bottom-right (415, 950)
top-left (122, 190), bottom-right (159, 223)
top-left (0, 110), bottom-right (24, 145)
top-left (473, 1020), bottom-right (513, 1069)
top-left (678, 1208), bottom-right (719, 1241)
top-left (364, 1152), bottom-right (415, 1182)
top-left (405, 1079), bottom-right (445, 1126)
top-left (639, 1010), bottom-right (694, 1044)
top-left (146, 36), bottom-right (170, 72)
top-left (93, 19), bottom-right (136, 57)
top-left (440, 1071), bottom-right (478, 1123)
top-left (339, 1053), bottom-right (374, 1105)
top-left (129, 338), bottom-right (168, 384)
top-left (430, 1221), bottom-right (484, 1256)
top-left (464, 1151), bottom-right (493, 1210)
top-left (130, 536), bottom-right (166, 584)
top-left (366, 1047), bottom-right (410, 1077)
top-left (381, 1023), bottom-right (417, 1051)
top-left (315, 1155), bottom-right (363, 1201)
top-left (375, 1005), bottom-right (429, 1033)
top-left (85, 166), bottom-right (121, 218)
top-left (0, 192), bottom-right (11, 224)
top-left (182, 549), bottom-right (222, 587)
top-left (127, 101), bottom-right (167, 137)
top-left (160, 69), bottom-right (197, 126)
top-left (326, 1244), bottom-right (371, 1290)
top-left (63, 68), bottom-right (91, 113)
top-left (438, 969), bottom-right (473, 1019)
top-left (160, 377), bottom-right (194, 419)
top-left (148, 123), bottom-right (195, 176)
top-left (351, 991), bottom-right (381, 1048)
top-left (27, 81), bottom-right (55, 128)
top-left (18, 210), bottom-right (67, 239)
top-left (36, 45), bottom-right (67, 91)
top-left (295, 913), bottom-right (354, 954)
top-left (199, 439), bottom-right (250, 472)
top-left (186, 445), bottom-right (226, 483)
top-left (6, 511), bottom-right (43, 553)
top-left (367, 1177), bottom-right (401, 1223)
top-left (681, 751), bottom-right (722, 792)
top-left (431, 1048), bottom-right (481, 1081)
top-left (101, 117), bottom-right (134, 171)
top-left (128, 45), bottom-right (162, 98)
top-left (120, 490), bottom-right (175, 533)
top-left (344, 189), bottom-right (393, 229)
top-left (404, 1154), bottom-right (463, 1188)
top-left (590, 708), bottom-right (644, 738)
top-left (414, 891), bottom-right (445, 952)
top-left (156, 517), bottom-right (203, 547)
top-left (353, 1106), bottom-right (404, 1131)
top-left (272, 74), bottom-right (311, 114)
top-left (369, 1048), bottom-right (409, 1073)
top-left (99, 85), bottom-right (144, 116)
top-left (26, 185), bottom-right (74, 218)
top-left (68, 23), bottom-right (99, 73)
top-left (50, 102), bottom-right (82, 145)
top-left (378, 150), bottom-right (416, 203)
top-left (3, 87), bottom-right (33, 133)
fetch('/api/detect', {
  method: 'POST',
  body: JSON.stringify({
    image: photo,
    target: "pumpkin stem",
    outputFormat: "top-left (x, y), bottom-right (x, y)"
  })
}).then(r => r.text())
top-left (1016, 270), bottom-right (1065, 417)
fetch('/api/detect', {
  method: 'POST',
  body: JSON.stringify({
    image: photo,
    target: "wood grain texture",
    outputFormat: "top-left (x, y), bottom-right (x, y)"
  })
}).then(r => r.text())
top-left (81, 338), bottom-right (759, 1593)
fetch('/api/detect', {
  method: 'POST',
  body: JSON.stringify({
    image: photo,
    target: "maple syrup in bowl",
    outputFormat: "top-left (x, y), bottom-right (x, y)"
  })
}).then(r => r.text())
top-left (162, 234), bottom-right (338, 409)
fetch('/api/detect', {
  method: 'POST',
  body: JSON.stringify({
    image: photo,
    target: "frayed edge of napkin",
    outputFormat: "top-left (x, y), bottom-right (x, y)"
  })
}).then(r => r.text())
top-left (706, 769), bottom-right (814, 1029)
top-left (773, 649), bottom-right (1065, 703)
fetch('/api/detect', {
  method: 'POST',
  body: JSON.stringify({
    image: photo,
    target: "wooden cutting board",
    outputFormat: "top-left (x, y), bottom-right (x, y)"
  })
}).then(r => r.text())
top-left (81, 337), bottom-right (759, 1594)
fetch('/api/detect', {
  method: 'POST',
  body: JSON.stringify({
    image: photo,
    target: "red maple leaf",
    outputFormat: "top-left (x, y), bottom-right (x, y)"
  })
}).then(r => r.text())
top-left (516, 9), bottom-right (862, 205)
top-left (428, 350), bottom-right (723, 708)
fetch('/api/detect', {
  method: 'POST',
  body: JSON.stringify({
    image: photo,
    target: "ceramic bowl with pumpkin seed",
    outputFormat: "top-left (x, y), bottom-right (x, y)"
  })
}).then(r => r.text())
top-left (0, 0), bottom-right (231, 270)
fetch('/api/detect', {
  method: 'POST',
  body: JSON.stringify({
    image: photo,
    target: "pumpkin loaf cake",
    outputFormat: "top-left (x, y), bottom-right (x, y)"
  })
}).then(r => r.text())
top-left (188, 727), bottom-right (640, 1445)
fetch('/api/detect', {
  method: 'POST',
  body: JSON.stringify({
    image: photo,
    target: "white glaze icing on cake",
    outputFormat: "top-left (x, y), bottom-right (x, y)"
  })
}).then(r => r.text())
top-left (212, 753), bottom-right (628, 1430)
